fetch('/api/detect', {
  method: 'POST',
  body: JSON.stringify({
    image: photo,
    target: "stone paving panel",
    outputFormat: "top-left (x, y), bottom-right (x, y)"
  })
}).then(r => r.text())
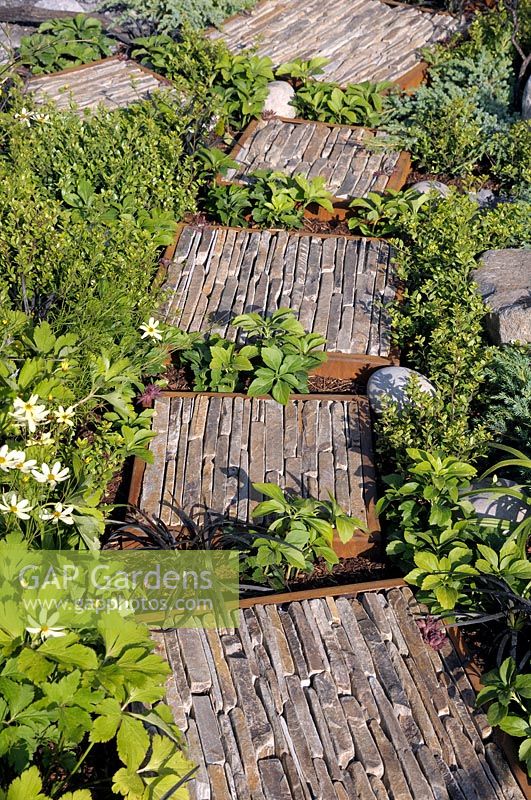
top-left (162, 226), bottom-right (395, 359)
top-left (25, 56), bottom-right (170, 111)
top-left (208, 0), bottom-right (461, 85)
top-left (138, 393), bottom-right (378, 556)
top-left (158, 585), bottom-right (525, 800)
top-left (226, 118), bottom-right (408, 200)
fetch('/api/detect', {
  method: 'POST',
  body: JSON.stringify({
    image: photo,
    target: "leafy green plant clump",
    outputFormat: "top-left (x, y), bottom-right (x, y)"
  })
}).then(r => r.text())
top-left (19, 16), bottom-right (113, 75)
top-left (242, 483), bottom-right (365, 588)
top-left (347, 188), bottom-right (428, 237)
top-left (0, 593), bottom-right (193, 798)
top-left (292, 80), bottom-right (390, 126)
top-left (204, 169), bottom-right (334, 228)
top-left (174, 308), bottom-right (327, 404)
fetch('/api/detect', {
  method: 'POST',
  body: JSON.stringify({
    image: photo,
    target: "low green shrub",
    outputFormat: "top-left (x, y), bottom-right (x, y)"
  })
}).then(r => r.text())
top-left (101, 0), bottom-right (256, 32)
top-left (478, 345), bottom-right (531, 457)
top-left (376, 193), bottom-right (531, 469)
top-left (19, 16), bottom-right (113, 74)
top-left (489, 121), bottom-right (531, 199)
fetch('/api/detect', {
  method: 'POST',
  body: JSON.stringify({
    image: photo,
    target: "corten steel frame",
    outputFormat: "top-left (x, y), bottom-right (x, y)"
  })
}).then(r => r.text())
top-left (126, 391), bottom-right (382, 560)
top-left (157, 222), bottom-right (402, 382)
top-left (216, 116), bottom-right (412, 223)
top-left (23, 54), bottom-right (173, 93)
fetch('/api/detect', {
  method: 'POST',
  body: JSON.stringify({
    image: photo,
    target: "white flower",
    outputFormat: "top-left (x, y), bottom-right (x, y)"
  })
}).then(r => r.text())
top-left (0, 445), bottom-right (17, 472)
top-left (139, 317), bottom-right (163, 341)
top-left (11, 395), bottom-right (49, 433)
top-left (39, 502), bottom-right (75, 526)
top-left (0, 493), bottom-right (33, 520)
top-left (53, 406), bottom-right (75, 428)
top-left (14, 107), bottom-right (32, 127)
top-left (31, 461), bottom-right (70, 489)
top-left (9, 450), bottom-right (37, 473)
top-left (26, 611), bottom-right (65, 640)
top-left (33, 112), bottom-right (50, 124)
top-left (26, 431), bottom-right (54, 448)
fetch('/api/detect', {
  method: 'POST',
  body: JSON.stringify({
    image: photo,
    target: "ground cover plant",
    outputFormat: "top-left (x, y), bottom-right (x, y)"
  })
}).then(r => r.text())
top-left (19, 16), bottom-right (114, 74)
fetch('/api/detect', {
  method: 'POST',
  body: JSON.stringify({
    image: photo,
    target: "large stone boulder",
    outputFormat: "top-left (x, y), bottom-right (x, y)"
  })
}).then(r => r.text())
top-left (522, 74), bottom-right (531, 120)
top-left (472, 249), bottom-right (531, 344)
top-left (263, 81), bottom-right (297, 118)
top-left (367, 366), bottom-right (435, 414)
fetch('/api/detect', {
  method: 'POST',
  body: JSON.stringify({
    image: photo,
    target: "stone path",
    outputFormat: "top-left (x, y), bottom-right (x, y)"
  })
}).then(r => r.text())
top-left (153, 585), bottom-right (526, 800)
top-left (208, 0), bottom-right (461, 85)
top-left (25, 56), bottom-right (171, 111)
top-left (162, 226), bottom-right (396, 362)
top-left (135, 393), bottom-right (379, 559)
top-left (225, 118), bottom-right (410, 201)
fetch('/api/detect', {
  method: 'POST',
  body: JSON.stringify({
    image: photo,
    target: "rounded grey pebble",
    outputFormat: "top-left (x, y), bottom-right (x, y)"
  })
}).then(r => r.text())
top-left (367, 366), bottom-right (436, 415)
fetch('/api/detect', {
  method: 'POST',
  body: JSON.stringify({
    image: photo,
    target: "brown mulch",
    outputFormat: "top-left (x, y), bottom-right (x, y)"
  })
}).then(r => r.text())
top-left (302, 217), bottom-right (351, 235)
top-left (406, 169), bottom-right (501, 192)
top-left (308, 375), bottom-right (363, 393)
top-left (282, 552), bottom-right (397, 591)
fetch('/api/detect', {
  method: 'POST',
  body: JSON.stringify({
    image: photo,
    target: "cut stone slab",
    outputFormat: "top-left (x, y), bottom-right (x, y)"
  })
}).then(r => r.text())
top-left (208, 0), bottom-right (461, 86)
top-left (162, 225), bottom-right (396, 359)
top-left (138, 393), bottom-right (379, 557)
top-left (158, 587), bottom-right (526, 800)
top-left (226, 118), bottom-right (409, 200)
top-left (263, 80), bottom-right (297, 117)
top-left (473, 249), bottom-right (531, 344)
top-left (367, 366), bottom-right (435, 414)
top-left (24, 56), bottom-right (171, 112)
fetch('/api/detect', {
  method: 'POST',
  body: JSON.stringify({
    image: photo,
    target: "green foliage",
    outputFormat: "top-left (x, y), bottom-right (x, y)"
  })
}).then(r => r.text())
top-left (176, 309), bottom-right (327, 403)
top-left (384, 24), bottom-right (516, 176)
top-left (243, 484), bottom-right (365, 588)
top-left (347, 188), bottom-right (428, 237)
top-left (211, 51), bottom-right (274, 128)
top-left (102, 0), bottom-right (256, 31)
top-left (489, 121), bottom-right (531, 199)
top-left (293, 80), bottom-right (390, 126)
top-left (276, 57), bottom-right (329, 81)
top-left (204, 170), bottom-right (333, 228)
top-left (19, 16), bottom-right (113, 75)
top-left (478, 345), bottom-right (531, 458)
top-left (0, 596), bottom-right (193, 797)
top-left (477, 657), bottom-right (531, 776)
top-left (376, 193), bottom-right (531, 468)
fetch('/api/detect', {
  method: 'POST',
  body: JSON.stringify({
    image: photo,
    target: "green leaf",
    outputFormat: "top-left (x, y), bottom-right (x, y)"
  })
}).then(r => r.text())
top-left (413, 551), bottom-right (439, 572)
top-left (6, 767), bottom-right (46, 800)
top-left (499, 714), bottom-right (530, 738)
top-left (111, 768), bottom-right (144, 798)
top-left (518, 738), bottom-right (531, 762)
top-left (434, 584), bottom-right (458, 609)
top-left (261, 347), bottom-right (283, 371)
top-left (117, 715), bottom-right (149, 771)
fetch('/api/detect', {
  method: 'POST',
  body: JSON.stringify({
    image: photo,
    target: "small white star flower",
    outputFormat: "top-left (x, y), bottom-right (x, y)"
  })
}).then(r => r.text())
top-left (26, 611), bottom-right (65, 640)
top-left (139, 317), bottom-right (163, 341)
top-left (0, 445), bottom-right (17, 472)
top-left (0, 493), bottom-right (33, 520)
top-left (39, 502), bottom-right (75, 526)
top-left (11, 395), bottom-right (49, 433)
top-left (9, 450), bottom-right (37, 473)
top-left (14, 107), bottom-right (32, 126)
top-left (53, 406), bottom-right (75, 428)
top-left (31, 461), bottom-right (70, 489)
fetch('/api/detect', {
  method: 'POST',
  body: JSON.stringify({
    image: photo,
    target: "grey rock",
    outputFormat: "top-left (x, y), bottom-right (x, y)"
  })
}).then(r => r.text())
top-left (468, 188), bottom-right (496, 208)
top-left (522, 74), bottom-right (531, 120)
top-left (410, 180), bottom-right (450, 197)
top-left (473, 249), bottom-right (531, 344)
top-left (367, 366), bottom-right (436, 414)
top-left (467, 478), bottom-right (530, 523)
top-left (34, 0), bottom-right (85, 9)
top-left (263, 80), bottom-right (297, 118)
